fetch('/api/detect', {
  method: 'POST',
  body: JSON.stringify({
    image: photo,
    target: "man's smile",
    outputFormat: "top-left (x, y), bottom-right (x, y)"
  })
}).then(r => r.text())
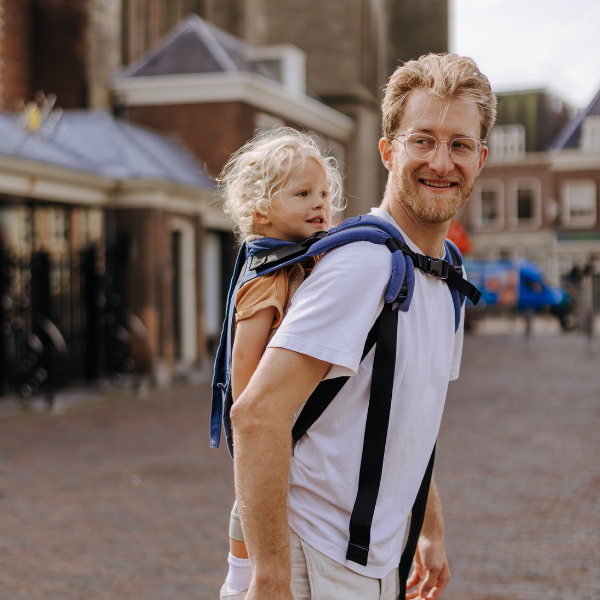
top-left (420, 179), bottom-right (457, 189)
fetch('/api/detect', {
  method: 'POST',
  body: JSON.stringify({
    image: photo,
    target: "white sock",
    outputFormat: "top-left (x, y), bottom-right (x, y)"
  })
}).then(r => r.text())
top-left (226, 552), bottom-right (252, 592)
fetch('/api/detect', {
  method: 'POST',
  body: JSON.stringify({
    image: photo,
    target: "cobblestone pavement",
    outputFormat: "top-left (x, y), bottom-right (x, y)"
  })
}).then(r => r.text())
top-left (438, 333), bottom-right (600, 600)
top-left (0, 386), bottom-right (235, 600)
top-left (1, 331), bottom-right (599, 599)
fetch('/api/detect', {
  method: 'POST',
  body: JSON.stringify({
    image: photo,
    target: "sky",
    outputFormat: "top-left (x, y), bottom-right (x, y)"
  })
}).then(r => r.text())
top-left (450, 0), bottom-right (600, 109)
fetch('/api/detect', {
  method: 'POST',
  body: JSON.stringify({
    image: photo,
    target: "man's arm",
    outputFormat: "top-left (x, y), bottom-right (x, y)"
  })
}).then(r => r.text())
top-left (230, 346), bottom-right (330, 600)
top-left (406, 475), bottom-right (451, 600)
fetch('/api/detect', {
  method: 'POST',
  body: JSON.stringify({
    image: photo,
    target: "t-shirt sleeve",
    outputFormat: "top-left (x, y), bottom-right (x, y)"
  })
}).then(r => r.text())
top-left (268, 242), bottom-right (392, 377)
top-left (235, 269), bottom-right (288, 328)
top-left (449, 264), bottom-right (467, 381)
top-left (449, 301), bottom-right (465, 381)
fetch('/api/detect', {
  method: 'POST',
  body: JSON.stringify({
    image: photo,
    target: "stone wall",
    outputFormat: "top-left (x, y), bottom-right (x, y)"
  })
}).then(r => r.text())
top-left (87, 0), bottom-right (122, 109)
top-left (387, 0), bottom-right (448, 77)
top-left (263, 0), bottom-right (364, 101)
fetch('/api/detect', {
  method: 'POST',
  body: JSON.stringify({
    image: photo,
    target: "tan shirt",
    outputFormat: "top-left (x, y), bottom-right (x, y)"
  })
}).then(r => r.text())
top-left (235, 258), bottom-right (318, 337)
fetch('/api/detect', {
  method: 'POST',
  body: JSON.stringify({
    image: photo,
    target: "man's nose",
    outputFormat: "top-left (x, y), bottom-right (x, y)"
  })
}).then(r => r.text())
top-left (427, 140), bottom-right (455, 174)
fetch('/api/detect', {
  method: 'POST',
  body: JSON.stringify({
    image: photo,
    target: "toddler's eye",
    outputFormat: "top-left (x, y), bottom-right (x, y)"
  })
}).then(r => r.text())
top-left (297, 190), bottom-right (308, 197)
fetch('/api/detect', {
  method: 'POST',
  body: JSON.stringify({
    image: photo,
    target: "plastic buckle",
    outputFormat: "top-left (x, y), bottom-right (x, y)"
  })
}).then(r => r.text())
top-left (429, 258), bottom-right (449, 279)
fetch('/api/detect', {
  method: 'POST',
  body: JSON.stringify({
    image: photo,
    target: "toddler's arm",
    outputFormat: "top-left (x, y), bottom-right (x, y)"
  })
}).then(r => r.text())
top-left (231, 306), bottom-right (276, 400)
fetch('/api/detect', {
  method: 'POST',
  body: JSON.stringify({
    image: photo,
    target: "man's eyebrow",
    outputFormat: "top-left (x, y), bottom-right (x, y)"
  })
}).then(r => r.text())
top-left (406, 127), bottom-right (476, 138)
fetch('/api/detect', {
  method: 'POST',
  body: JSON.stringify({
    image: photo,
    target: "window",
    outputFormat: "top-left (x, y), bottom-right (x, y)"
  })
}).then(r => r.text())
top-left (481, 189), bottom-right (499, 222)
top-left (488, 124), bottom-right (526, 160)
top-left (517, 188), bottom-right (535, 220)
top-left (561, 180), bottom-right (597, 227)
top-left (581, 116), bottom-right (600, 151)
top-left (508, 178), bottom-right (541, 229)
top-left (472, 180), bottom-right (503, 229)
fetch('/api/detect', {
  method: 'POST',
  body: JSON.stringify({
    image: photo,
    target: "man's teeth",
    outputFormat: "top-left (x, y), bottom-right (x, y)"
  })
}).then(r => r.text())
top-left (422, 180), bottom-right (454, 188)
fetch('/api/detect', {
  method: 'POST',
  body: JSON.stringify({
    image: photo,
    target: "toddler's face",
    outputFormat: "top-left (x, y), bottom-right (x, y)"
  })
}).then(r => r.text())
top-left (257, 158), bottom-right (333, 242)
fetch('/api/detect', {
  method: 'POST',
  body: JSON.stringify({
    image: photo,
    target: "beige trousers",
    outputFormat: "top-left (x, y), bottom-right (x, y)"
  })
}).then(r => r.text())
top-left (289, 528), bottom-right (399, 600)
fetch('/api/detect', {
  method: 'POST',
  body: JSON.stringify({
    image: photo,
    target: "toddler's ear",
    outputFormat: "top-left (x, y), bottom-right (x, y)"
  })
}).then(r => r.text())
top-left (253, 210), bottom-right (271, 225)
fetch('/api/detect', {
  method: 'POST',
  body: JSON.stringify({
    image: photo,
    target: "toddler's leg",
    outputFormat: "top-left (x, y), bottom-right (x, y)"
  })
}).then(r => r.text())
top-left (221, 500), bottom-right (252, 597)
top-left (229, 499), bottom-right (249, 558)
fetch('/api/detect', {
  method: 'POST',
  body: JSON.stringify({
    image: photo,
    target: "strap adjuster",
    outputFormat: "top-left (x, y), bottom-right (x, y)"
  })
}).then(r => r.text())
top-left (302, 230), bottom-right (328, 247)
top-left (346, 542), bottom-right (369, 566)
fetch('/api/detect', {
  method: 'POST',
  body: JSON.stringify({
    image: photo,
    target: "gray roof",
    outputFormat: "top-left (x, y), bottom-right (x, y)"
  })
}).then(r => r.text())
top-left (120, 15), bottom-right (281, 83)
top-left (552, 88), bottom-right (600, 150)
top-left (0, 110), bottom-right (214, 189)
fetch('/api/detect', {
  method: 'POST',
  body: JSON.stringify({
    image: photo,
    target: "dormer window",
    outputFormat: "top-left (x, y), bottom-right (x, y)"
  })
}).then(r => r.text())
top-left (247, 45), bottom-right (307, 95)
top-left (580, 116), bottom-right (600, 151)
top-left (488, 124), bottom-right (526, 160)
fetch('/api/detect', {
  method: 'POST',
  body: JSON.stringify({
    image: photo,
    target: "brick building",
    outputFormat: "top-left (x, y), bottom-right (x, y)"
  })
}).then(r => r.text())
top-left (463, 87), bottom-right (600, 292)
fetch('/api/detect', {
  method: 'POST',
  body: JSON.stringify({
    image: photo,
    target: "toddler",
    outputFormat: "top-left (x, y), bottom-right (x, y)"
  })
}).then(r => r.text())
top-left (217, 128), bottom-right (344, 599)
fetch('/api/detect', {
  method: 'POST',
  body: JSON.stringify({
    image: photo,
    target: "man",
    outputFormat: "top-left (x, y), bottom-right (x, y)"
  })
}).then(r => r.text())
top-left (231, 53), bottom-right (496, 599)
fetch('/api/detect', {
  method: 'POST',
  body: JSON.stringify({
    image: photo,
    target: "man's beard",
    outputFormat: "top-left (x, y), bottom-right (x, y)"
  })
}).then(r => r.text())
top-left (392, 165), bottom-right (475, 224)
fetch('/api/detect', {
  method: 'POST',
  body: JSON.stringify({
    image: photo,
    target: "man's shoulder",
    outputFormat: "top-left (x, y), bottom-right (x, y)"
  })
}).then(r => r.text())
top-left (294, 240), bottom-right (392, 303)
top-left (318, 239), bottom-right (393, 267)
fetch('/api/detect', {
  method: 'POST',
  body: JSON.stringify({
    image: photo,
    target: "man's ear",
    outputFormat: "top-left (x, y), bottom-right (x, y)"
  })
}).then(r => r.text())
top-left (379, 138), bottom-right (393, 171)
top-left (477, 145), bottom-right (488, 176)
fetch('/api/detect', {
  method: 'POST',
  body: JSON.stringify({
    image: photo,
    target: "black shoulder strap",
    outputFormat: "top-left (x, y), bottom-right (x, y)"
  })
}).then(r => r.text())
top-left (346, 301), bottom-right (398, 565)
top-left (291, 312), bottom-right (381, 445)
top-left (292, 302), bottom-right (435, 577)
top-left (398, 446), bottom-right (436, 599)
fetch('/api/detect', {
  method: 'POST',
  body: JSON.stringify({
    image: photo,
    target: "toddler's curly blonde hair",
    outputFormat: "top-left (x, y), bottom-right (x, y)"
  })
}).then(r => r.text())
top-left (218, 127), bottom-right (345, 243)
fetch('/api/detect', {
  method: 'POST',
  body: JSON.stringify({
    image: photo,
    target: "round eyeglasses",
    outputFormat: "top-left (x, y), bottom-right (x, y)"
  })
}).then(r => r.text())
top-left (393, 133), bottom-right (484, 165)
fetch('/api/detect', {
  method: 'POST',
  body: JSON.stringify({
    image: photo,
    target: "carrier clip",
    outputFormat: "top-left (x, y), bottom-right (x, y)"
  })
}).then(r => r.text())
top-left (416, 255), bottom-right (449, 279)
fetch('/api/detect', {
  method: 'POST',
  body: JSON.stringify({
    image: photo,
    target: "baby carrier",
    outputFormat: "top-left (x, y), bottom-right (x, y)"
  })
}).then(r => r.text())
top-left (210, 214), bottom-right (480, 596)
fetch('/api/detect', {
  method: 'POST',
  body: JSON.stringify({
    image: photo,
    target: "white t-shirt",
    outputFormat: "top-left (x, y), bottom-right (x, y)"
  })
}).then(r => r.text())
top-left (268, 208), bottom-right (464, 579)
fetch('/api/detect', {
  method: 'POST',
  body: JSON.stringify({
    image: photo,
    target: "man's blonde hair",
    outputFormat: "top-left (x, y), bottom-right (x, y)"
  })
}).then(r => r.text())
top-left (382, 53), bottom-right (497, 140)
top-left (218, 127), bottom-right (344, 243)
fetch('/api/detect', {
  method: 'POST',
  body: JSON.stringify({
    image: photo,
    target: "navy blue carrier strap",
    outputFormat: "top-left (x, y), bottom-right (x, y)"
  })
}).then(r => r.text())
top-left (249, 217), bottom-right (480, 330)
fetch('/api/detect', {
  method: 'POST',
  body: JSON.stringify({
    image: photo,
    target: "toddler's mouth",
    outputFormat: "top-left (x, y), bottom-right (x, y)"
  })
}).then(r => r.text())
top-left (307, 217), bottom-right (325, 224)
